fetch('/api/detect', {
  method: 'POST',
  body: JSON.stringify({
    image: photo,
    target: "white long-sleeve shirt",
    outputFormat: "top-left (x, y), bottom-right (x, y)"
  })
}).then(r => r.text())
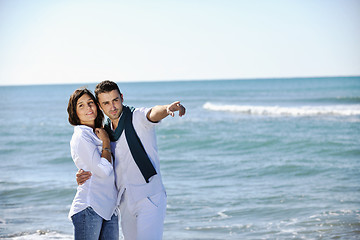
top-left (111, 107), bottom-right (165, 204)
top-left (68, 125), bottom-right (118, 220)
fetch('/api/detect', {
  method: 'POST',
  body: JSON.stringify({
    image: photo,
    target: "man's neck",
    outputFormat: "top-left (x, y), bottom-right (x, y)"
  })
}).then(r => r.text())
top-left (111, 117), bottom-right (120, 130)
top-left (111, 110), bottom-right (124, 130)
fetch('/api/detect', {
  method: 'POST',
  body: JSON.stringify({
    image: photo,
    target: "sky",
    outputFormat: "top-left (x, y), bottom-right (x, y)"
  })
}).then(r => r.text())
top-left (0, 0), bottom-right (359, 86)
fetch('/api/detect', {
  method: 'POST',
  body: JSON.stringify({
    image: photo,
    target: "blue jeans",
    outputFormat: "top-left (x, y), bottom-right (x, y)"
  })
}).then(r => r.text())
top-left (71, 207), bottom-right (119, 240)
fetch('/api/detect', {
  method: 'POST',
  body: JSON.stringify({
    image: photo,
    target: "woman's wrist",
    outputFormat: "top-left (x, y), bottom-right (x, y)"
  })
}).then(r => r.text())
top-left (102, 148), bottom-right (111, 154)
top-left (102, 141), bottom-right (110, 148)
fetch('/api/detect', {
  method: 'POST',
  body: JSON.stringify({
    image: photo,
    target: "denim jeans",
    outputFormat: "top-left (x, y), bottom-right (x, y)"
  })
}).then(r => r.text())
top-left (71, 207), bottom-right (119, 240)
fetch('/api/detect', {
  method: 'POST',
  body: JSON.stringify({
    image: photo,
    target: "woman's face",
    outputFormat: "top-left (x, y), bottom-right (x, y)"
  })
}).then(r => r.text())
top-left (76, 94), bottom-right (98, 127)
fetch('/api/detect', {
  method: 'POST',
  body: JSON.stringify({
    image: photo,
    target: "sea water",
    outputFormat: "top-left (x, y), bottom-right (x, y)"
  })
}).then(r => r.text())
top-left (0, 77), bottom-right (359, 239)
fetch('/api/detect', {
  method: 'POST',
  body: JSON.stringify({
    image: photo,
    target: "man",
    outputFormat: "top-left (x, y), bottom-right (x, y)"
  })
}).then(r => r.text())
top-left (76, 80), bottom-right (186, 239)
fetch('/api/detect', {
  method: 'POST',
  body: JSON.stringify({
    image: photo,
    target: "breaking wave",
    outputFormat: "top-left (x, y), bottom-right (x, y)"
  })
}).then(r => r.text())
top-left (203, 102), bottom-right (360, 116)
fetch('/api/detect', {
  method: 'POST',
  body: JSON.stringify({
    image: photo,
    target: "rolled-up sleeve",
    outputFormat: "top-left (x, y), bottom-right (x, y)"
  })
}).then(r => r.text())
top-left (136, 107), bottom-right (161, 129)
top-left (73, 134), bottom-right (113, 178)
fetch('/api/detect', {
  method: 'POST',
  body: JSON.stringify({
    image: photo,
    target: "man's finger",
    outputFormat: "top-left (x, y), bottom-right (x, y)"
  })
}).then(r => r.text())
top-left (78, 175), bottom-right (91, 180)
top-left (76, 175), bottom-right (91, 185)
top-left (77, 175), bottom-right (91, 182)
top-left (76, 170), bottom-right (91, 177)
top-left (78, 179), bottom-right (87, 185)
top-left (172, 101), bottom-right (180, 106)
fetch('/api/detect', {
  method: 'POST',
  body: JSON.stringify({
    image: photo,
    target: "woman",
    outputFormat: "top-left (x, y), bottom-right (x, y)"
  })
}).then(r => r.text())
top-left (67, 88), bottom-right (118, 240)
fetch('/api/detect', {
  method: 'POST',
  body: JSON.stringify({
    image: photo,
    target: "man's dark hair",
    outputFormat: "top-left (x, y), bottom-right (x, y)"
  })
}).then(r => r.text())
top-left (94, 80), bottom-right (121, 100)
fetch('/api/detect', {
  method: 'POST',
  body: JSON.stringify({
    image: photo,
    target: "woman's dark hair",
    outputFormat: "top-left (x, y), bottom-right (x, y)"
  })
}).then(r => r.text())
top-left (67, 88), bottom-right (104, 128)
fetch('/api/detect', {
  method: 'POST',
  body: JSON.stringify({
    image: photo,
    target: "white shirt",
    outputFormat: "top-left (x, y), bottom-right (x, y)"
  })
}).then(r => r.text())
top-left (68, 125), bottom-right (118, 220)
top-left (111, 107), bottom-right (165, 204)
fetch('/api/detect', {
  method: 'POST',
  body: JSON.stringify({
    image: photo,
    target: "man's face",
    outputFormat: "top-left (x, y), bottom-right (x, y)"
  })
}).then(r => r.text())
top-left (97, 90), bottom-right (123, 121)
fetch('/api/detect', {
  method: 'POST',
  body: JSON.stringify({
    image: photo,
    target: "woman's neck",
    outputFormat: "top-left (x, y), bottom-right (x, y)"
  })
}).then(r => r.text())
top-left (80, 122), bottom-right (95, 129)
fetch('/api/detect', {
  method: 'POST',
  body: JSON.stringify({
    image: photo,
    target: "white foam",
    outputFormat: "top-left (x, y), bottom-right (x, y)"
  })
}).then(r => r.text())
top-left (203, 102), bottom-right (360, 117)
top-left (3, 231), bottom-right (72, 240)
top-left (217, 210), bottom-right (230, 219)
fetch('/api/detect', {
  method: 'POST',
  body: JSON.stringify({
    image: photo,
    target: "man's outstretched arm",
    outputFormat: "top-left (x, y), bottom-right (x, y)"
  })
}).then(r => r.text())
top-left (147, 101), bottom-right (186, 123)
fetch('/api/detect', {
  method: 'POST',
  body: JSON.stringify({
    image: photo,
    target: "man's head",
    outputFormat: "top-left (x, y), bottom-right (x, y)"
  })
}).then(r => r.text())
top-left (94, 80), bottom-right (121, 99)
top-left (95, 80), bottom-right (124, 121)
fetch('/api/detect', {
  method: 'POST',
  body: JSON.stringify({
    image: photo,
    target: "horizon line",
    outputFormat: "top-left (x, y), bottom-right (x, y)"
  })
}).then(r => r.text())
top-left (0, 75), bottom-right (359, 87)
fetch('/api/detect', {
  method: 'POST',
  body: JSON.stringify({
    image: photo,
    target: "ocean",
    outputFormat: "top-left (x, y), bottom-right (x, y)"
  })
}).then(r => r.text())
top-left (0, 77), bottom-right (359, 239)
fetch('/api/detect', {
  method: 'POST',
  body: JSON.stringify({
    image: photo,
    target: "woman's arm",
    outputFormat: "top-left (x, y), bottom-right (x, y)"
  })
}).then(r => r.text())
top-left (95, 128), bottom-right (112, 164)
top-left (74, 133), bottom-right (113, 178)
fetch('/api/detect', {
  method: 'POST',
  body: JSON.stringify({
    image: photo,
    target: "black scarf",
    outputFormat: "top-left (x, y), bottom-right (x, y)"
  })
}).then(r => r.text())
top-left (104, 106), bottom-right (157, 183)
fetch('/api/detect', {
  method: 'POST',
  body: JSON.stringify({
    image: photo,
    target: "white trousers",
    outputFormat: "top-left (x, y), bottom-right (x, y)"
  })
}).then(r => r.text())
top-left (119, 191), bottom-right (167, 240)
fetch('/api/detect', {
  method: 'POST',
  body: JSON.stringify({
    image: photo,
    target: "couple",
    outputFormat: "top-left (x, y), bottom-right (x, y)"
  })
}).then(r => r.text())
top-left (66, 80), bottom-right (186, 240)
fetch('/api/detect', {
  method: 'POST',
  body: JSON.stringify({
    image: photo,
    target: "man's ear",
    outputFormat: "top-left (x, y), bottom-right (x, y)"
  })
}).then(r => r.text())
top-left (120, 94), bottom-right (124, 103)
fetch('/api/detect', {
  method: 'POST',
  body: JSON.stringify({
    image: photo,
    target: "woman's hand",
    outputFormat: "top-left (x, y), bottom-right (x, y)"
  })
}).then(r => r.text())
top-left (95, 128), bottom-right (110, 145)
top-left (95, 128), bottom-right (112, 163)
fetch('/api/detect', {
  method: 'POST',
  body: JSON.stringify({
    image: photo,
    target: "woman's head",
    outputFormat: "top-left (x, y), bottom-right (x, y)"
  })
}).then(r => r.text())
top-left (67, 88), bottom-right (104, 128)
